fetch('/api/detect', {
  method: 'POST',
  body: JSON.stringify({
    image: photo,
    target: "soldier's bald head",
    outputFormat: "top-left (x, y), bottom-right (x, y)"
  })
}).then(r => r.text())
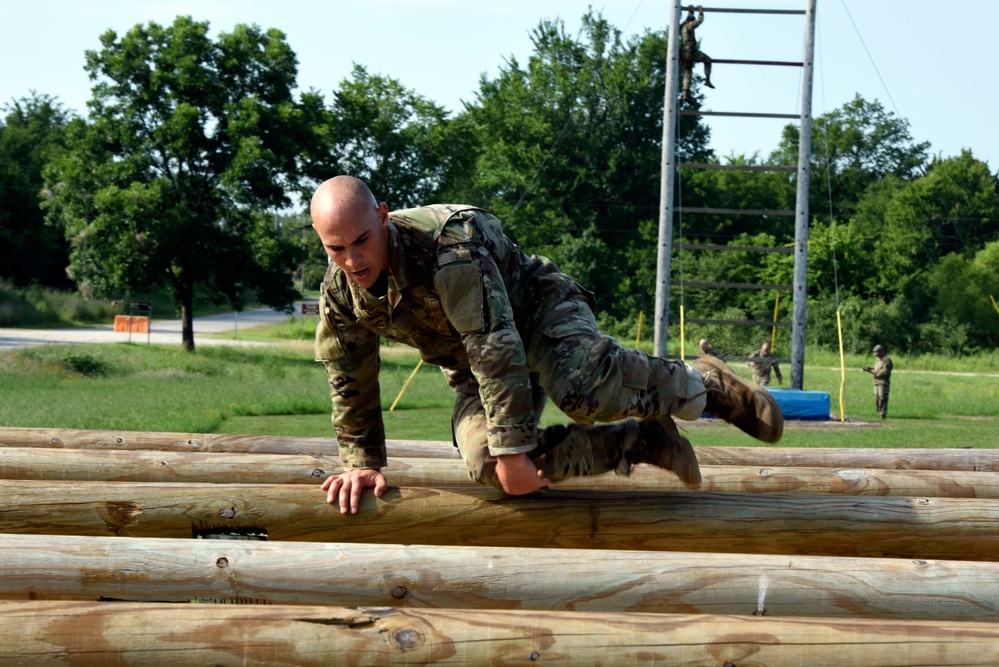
top-left (311, 175), bottom-right (379, 230)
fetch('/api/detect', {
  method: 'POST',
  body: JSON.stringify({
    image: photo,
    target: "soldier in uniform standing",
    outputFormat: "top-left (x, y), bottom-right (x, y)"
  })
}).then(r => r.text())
top-left (748, 342), bottom-right (783, 386)
top-left (863, 344), bottom-right (893, 419)
top-left (311, 176), bottom-right (783, 514)
top-left (680, 5), bottom-right (715, 105)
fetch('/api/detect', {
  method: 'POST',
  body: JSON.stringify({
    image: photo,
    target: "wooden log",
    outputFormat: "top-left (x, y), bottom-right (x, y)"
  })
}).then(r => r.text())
top-left (2, 534), bottom-right (996, 621)
top-left (0, 426), bottom-right (457, 458)
top-left (4, 447), bottom-right (998, 498)
top-left (3, 600), bottom-right (999, 666)
top-left (2, 480), bottom-right (997, 561)
top-left (4, 427), bottom-right (998, 471)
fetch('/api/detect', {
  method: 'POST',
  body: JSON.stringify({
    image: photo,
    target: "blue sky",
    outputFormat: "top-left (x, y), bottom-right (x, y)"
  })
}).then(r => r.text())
top-left (3, 0), bottom-right (996, 180)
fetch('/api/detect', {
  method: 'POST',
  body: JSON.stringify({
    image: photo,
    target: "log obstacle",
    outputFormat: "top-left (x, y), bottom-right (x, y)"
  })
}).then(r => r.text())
top-left (1, 427), bottom-right (998, 665)
top-left (3, 446), bottom-right (999, 497)
top-left (2, 479), bottom-right (998, 561)
top-left (5, 426), bottom-right (999, 471)
top-left (2, 600), bottom-right (999, 667)
top-left (2, 534), bottom-right (997, 621)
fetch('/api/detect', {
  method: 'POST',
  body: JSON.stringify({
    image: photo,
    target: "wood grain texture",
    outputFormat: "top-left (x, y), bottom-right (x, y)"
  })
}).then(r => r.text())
top-left (2, 534), bottom-right (996, 621)
top-left (3, 447), bottom-right (999, 498)
top-left (2, 600), bottom-right (999, 666)
top-left (2, 480), bottom-right (997, 561)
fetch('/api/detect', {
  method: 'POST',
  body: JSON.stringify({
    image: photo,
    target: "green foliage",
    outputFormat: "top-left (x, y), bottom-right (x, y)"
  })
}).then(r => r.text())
top-left (42, 17), bottom-right (312, 350)
top-left (0, 280), bottom-right (120, 326)
top-left (0, 93), bottom-right (74, 288)
top-left (452, 11), bottom-right (711, 318)
top-left (61, 352), bottom-right (110, 377)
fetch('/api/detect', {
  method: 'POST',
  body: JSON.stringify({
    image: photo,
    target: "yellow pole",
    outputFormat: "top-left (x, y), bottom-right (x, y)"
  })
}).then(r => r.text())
top-left (771, 293), bottom-right (780, 351)
top-left (389, 359), bottom-right (424, 414)
top-left (991, 295), bottom-right (999, 317)
top-left (680, 305), bottom-right (686, 361)
top-left (635, 310), bottom-right (644, 349)
top-left (836, 309), bottom-right (846, 422)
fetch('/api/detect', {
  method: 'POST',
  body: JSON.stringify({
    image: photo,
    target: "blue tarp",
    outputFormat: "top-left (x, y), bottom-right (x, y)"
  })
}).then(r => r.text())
top-left (766, 388), bottom-right (831, 421)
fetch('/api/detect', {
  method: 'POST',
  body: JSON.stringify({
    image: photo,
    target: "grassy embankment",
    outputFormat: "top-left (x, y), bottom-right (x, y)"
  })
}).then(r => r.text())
top-left (2, 314), bottom-right (996, 449)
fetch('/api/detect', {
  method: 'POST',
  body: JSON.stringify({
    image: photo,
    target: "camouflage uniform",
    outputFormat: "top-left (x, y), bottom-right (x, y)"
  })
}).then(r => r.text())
top-left (680, 11), bottom-right (712, 101)
top-left (316, 205), bottom-right (706, 486)
top-left (872, 355), bottom-right (893, 418)
top-left (748, 349), bottom-right (782, 386)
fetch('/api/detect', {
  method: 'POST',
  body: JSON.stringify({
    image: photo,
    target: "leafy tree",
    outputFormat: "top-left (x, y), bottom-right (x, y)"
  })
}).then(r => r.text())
top-left (317, 64), bottom-right (475, 210)
top-left (43, 17), bottom-right (317, 350)
top-left (0, 93), bottom-right (73, 287)
top-left (772, 95), bottom-right (930, 222)
top-left (455, 11), bottom-right (712, 317)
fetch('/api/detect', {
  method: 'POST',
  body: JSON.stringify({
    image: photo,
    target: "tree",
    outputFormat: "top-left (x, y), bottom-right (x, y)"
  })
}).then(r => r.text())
top-left (0, 93), bottom-right (73, 287)
top-left (454, 11), bottom-right (712, 317)
top-left (771, 95), bottom-right (930, 222)
top-left (44, 17), bottom-right (317, 350)
top-left (317, 65), bottom-right (475, 210)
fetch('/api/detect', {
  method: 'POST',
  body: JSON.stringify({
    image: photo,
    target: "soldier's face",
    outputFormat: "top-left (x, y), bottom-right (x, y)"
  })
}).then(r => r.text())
top-left (315, 202), bottom-right (390, 290)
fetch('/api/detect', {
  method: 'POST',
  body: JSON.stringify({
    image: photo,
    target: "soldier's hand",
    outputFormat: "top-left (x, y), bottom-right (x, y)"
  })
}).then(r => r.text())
top-left (862, 366), bottom-right (873, 372)
top-left (321, 468), bottom-right (388, 515)
top-left (495, 453), bottom-right (551, 496)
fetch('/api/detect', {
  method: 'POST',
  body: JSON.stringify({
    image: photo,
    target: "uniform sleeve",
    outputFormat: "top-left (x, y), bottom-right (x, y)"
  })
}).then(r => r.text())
top-left (433, 220), bottom-right (537, 457)
top-left (315, 291), bottom-right (386, 470)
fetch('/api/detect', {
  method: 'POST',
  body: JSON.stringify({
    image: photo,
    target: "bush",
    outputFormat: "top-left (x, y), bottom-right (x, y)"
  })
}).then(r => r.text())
top-left (61, 352), bottom-right (110, 377)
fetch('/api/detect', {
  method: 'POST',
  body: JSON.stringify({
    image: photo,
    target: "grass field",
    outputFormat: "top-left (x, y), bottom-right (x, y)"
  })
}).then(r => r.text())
top-left (2, 322), bottom-right (997, 449)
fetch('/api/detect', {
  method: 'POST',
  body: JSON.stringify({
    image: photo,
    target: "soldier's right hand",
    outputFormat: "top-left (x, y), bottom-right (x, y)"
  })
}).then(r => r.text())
top-left (321, 468), bottom-right (388, 515)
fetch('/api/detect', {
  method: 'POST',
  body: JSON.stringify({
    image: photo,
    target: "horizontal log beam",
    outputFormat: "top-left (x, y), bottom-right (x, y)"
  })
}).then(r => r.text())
top-left (3, 448), bottom-right (998, 498)
top-left (2, 534), bottom-right (996, 621)
top-left (2, 480), bottom-right (997, 561)
top-left (5, 428), bottom-right (999, 472)
top-left (2, 601), bottom-right (998, 666)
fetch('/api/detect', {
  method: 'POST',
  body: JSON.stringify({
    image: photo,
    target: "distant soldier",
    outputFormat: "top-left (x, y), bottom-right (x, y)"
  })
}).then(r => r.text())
top-left (748, 342), bottom-right (783, 386)
top-left (680, 5), bottom-right (715, 105)
top-left (699, 338), bottom-right (720, 358)
top-left (863, 344), bottom-right (893, 419)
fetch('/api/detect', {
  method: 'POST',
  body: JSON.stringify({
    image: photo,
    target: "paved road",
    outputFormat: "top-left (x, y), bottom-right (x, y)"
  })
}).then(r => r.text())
top-left (0, 307), bottom-right (294, 350)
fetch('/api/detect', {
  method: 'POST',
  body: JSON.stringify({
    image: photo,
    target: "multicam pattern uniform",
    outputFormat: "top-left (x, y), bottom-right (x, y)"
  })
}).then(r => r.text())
top-left (872, 355), bottom-right (893, 418)
top-left (316, 205), bottom-right (702, 485)
top-left (748, 350), bottom-right (782, 386)
top-left (680, 12), bottom-right (711, 98)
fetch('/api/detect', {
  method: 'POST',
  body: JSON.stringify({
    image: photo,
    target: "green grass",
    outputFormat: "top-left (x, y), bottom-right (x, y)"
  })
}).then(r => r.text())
top-left (1, 334), bottom-right (997, 448)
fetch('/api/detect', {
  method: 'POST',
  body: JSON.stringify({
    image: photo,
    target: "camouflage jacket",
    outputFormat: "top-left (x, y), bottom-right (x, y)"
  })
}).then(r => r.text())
top-left (316, 205), bottom-right (584, 470)
top-left (680, 13), bottom-right (703, 55)
top-left (748, 350), bottom-right (783, 383)
top-left (872, 356), bottom-right (893, 386)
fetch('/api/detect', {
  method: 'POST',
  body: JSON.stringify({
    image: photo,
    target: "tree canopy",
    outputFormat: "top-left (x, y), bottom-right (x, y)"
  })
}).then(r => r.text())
top-left (43, 17), bottom-right (317, 349)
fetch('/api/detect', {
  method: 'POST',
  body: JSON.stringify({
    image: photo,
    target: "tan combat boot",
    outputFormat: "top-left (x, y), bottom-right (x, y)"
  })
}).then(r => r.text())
top-left (689, 355), bottom-right (783, 443)
top-left (629, 418), bottom-right (702, 488)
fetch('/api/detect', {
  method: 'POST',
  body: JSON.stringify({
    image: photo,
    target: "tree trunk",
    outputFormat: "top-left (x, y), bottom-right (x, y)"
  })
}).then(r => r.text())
top-left (179, 280), bottom-right (195, 352)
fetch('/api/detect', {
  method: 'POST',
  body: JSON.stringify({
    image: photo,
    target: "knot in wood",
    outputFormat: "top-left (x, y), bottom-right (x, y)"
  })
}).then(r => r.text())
top-left (917, 498), bottom-right (930, 504)
top-left (116, 437), bottom-right (124, 444)
top-left (218, 507), bottom-right (237, 519)
top-left (311, 468), bottom-right (326, 478)
top-left (216, 557), bottom-right (229, 568)
top-left (392, 628), bottom-right (421, 650)
top-left (390, 586), bottom-right (409, 600)
top-left (529, 652), bottom-right (541, 661)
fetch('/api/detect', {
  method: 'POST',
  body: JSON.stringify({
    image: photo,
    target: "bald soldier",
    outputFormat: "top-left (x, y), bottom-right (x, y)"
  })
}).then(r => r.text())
top-left (311, 176), bottom-right (783, 514)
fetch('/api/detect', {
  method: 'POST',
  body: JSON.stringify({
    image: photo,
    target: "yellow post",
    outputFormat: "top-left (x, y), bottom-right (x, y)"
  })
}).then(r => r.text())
top-left (389, 359), bottom-right (424, 414)
top-left (836, 310), bottom-right (846, 422)
top-left (991, 295), bottom-right (999, 317)
top-left (680, 305), bottom-right (686, 361)
top-left (634, 310), bottom-right (644, 349)
top-left (771, 293), bottom-right (780, 351)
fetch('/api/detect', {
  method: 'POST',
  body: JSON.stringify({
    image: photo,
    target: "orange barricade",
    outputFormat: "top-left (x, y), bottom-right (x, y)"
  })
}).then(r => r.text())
top-left (113, 315), bottom-right (149, 333)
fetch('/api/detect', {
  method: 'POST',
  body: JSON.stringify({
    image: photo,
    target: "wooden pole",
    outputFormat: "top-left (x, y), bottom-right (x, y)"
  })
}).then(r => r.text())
top-left (2, 534), bottom-right (997, 621)
top-left (4, 428), bottom-right (999, 471)
top-left (3, 600), bottom-right (999, 667)
top-left (2, 480), bottom-right (997, 561)
top-left (3, 448), bottom-right (998, 498)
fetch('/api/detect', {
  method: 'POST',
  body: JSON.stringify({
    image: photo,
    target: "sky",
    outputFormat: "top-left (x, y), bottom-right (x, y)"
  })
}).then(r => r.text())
top-left (2, 0), bottom-right (997, 175)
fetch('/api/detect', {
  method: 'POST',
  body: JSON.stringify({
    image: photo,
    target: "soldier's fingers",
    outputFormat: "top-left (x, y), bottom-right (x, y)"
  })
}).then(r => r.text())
top-left (325, 477), bottom-right (345, 504)
top-left (320, 475), bottom-right (337, 491)
top-left (349, 481), bottom-right (365, 515)
top-left (337, 481), bottom-right (354, 514)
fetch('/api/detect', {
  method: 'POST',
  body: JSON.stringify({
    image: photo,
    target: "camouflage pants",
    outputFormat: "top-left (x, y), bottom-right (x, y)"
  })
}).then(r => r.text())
top-left (875, 384), bottom-right (890, 418)
top-left (447, 293), bottom-right (705, 486)
top-left (681, 49), bottom-right (711, 94)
